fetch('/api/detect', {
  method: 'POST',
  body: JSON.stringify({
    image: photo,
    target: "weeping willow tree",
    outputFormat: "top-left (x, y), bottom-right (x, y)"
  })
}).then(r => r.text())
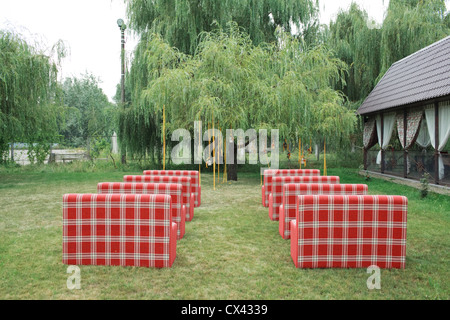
top-left (328, 3), bottom-right (382, 103)
top-left (118, 32), bottom-right (189, 164)
top-left (125, 0), bottom-right (320, 55)
top-left (122, 23), bottom-right (357, 178)
top-left (379, 0), bottom-right (450, 75)
top-left (0, 30), bottom-right (66, 164)
top-left (327, 0), bottom-right (449, 103)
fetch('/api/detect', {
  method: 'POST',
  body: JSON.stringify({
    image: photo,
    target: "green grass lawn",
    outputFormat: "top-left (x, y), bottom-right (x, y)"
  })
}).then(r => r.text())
top-left (0, 166), bottom-right (448, 300)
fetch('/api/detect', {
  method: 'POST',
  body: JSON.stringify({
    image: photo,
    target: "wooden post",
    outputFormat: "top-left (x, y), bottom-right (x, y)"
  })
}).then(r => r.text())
top-left (87, 137), bottom-right (91, 160)
top-left (403, 109), bottom-right (408, 178)
top-left (434, 102), bottom-right (440, 185)
top-left (380, 113), bottom-right (385, 174)
top-left (363, 117), bottom-right (368, 170)
top-left (363, 148), bottom-right (368, 170)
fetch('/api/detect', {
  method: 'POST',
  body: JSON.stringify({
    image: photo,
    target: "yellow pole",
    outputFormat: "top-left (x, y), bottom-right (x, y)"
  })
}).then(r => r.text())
top-left (213, 112), bottom-right (215, 191)
top-left (299, 138), bottom-right (302, 169)
top-left (324, 138), bottom-right (327, 176)
top-left (218, 125), bottom-right (220, 184)
top-left (301, 139), bottom-right (304, 168)
top-left (163, 104), bottom-right (166, 170)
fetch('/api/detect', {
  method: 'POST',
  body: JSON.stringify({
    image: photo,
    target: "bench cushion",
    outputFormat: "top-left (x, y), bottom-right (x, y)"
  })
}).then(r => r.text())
top-left (124, 175), bottom-right (194, 221)
top-left (269, 176), bottom-right (340, 221)
top-left (279, 184), bottom-right (368, 239)
top-left (291, 195), bottom-right (408, 269)
top-left (144, 170), bottom-right (201, 207)
top-left (97, 182), bottom-right (186, 240)
top-left (262, 169), bottom-right (320, 207)
top-left (63, 194), bottom-right (177, 268)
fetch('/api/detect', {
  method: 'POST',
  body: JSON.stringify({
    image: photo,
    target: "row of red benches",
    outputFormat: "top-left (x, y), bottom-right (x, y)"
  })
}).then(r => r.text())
top-left (261, 169), bottom-right (408, 269)
top-left (63, 170), bottom-right (200, 268)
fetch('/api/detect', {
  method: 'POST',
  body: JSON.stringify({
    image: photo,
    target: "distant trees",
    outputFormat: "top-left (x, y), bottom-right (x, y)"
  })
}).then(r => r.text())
top-left (0, 29), bottom-right (117, 164)
top-left (0, 30), bottom-right (66, 164)
top-left (61, 73), bottom-right (117, 148)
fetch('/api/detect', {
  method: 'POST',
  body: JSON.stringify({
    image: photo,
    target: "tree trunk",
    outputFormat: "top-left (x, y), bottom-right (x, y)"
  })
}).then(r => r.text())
top-left (10, 142), bottom-right (14, 163)
top-left (227, 141), bottom-right (238, 181)
top-left (157, 138), bottom-right (162, 169)
top-left (227, 162), bottom-right (238, 181)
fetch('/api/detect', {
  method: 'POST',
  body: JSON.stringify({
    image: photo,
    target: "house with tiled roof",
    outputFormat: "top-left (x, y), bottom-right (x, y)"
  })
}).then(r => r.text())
top-left (358, 35), bottom-right (450, 186)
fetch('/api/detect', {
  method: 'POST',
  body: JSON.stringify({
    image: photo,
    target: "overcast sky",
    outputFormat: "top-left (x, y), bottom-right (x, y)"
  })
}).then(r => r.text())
top-left (1, 0), bottom-right (444, 103)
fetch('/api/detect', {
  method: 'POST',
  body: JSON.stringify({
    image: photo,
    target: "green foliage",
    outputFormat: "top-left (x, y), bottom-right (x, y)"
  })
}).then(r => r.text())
top-left (327, 0), bottom-right (450, 105)
top-left (27, 142), bottom-right (51, 165)
top-left (0, 30), bottom-right (66, 164)
top-left (90, 138), bottom-right (111, 160)
top-left (328, 3), bottom-right (382, 103)
top-left (125, 0), bottom-right (320, 55)
top-left (121, 23), bottom-right (357, 159)
top-left (380, 0), bottom-right (449, 74)
top-left (61, 73), bottom-right (118, 147)
top-left (420, 172), bottom-right (431, 198)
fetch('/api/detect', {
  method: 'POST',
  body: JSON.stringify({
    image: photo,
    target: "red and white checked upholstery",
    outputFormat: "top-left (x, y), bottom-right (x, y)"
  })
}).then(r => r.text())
top-left (144, 170), bottom-right (201, 207)
top-left (269, 176), bottom-right (340, 221)
top-left (262, 169), bottom-right (320, 207)
top-left (124, 175), bottom-right (195, 221)
top-left (279, 184), bottom-right (368, 240)
top-left (63, 194), bottom-right (177, 268)
top-left (290, 195), bottom-right (408, 269)
top-left (97, 182), bottom-right (186, 240)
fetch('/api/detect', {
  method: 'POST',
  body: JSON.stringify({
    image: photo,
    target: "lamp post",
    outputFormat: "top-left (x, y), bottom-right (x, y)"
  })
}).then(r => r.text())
top-left (117, 18), bottom-right (127, 164)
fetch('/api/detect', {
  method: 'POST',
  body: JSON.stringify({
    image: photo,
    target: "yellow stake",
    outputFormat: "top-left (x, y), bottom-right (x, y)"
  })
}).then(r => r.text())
top-left (213, 112), bottom-right (215, 191)
top-left (163, 104), bottom-right (166, 170)
top-left (324, 138), bottom-right (327, 176)
top-left (299, 138), bottom-right (301, 169)
top-left (218, 125), bottom-right (220, 184)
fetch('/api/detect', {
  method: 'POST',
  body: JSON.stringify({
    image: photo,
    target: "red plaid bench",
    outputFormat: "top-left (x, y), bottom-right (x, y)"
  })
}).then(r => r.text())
top-left (124, 175), bottom-right (195, 222)
top-left (262, 169), bottom-right (320, 207)
top-left (144, 170), bottom-right (201, 207)
top-left (97, 182), bottom-right (186, 240)
top-left (63, 194), bottom-right (177, 268)
top-left (269, 176), bottom-right (340, 221)
top-left (279, 184), bottom-right (368, 240)
top-left (290, 195), bottom-right (408, 269)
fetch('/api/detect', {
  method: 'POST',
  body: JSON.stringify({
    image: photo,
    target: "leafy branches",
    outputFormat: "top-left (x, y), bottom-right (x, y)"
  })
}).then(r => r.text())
top-left (0, 30), bottom-right (65, 163)
top-left (121, 23), bottom-right (356, 160)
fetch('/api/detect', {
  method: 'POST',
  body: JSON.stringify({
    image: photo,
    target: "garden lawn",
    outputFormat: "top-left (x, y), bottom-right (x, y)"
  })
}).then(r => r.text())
top-left (0, 167), bottom-right (448, 299)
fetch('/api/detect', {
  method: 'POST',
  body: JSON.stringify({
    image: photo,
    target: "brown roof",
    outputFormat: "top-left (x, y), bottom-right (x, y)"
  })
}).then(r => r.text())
top-left (357, 35), bottom-right (450, 116)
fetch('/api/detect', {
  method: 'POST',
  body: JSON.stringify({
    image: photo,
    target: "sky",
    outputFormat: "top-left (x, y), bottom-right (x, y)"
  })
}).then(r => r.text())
top-left (0, 0), bottom-right (444, 103)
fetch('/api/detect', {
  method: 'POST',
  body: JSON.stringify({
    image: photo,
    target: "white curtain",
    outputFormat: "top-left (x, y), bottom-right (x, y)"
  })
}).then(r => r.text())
top-left (416, 117), bottom-right (431, 148)
top-left (376, 112), bottom-right (396, 165)
top-left (424, 101), bottom-right (450, 180)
